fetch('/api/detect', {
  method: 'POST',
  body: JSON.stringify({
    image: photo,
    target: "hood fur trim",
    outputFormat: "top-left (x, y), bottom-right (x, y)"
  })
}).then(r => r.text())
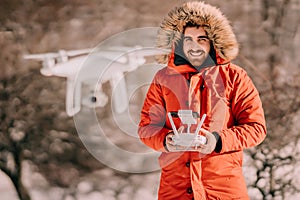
top-left (156, 1), bottom-right (239, 64)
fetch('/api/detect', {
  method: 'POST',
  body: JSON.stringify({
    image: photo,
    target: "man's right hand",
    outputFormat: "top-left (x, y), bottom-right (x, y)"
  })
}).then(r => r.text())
top-left (165, 127), bottom-right (186, 152)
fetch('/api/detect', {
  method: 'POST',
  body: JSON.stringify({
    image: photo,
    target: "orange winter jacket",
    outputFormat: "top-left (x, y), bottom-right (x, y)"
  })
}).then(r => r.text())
top-left (138, 53), bottom-right (266, 199)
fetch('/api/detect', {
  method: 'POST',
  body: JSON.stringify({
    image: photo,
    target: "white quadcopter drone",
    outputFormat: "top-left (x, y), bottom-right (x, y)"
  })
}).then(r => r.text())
top-left (24, 46), bottom-right (169, 116)
top-left (167, 110), bottom-right (207, 151)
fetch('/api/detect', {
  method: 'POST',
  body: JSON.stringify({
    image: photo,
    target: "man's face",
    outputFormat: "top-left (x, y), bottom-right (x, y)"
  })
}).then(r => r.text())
top-left (182, 26), bottom-right (211, 67)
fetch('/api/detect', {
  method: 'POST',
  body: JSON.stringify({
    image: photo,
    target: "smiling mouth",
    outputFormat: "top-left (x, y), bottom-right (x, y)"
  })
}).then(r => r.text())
top-left (188, 50), bottom-right (204, 57)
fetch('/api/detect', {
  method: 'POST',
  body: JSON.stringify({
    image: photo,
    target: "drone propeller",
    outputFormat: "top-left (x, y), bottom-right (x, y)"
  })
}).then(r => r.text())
top-left (128, 47), bottom-right (170, 57)
top-left (91, 47), bottom-right (170, 66)
top-left (23, 48), bottom-right (93, 60)
top-left (98, 46), bottom-right (170, 57)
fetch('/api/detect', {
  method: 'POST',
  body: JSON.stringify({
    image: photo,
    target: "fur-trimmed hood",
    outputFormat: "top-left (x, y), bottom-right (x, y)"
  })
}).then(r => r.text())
top-left (156, 1), bottom-right (239, 64)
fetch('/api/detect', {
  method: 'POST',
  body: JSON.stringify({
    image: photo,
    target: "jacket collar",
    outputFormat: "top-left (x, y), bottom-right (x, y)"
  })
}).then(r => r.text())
top-left (165, 52), bottom-right (198, 75)
top-left (165, 49), bottom-right (229, 75)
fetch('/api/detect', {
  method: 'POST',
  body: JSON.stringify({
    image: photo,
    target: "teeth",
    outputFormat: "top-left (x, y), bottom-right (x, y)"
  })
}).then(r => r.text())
top-left (190, 51), bottom-right (203, 56)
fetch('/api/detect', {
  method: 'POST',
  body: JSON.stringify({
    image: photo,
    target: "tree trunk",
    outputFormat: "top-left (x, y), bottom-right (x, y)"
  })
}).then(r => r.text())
top-left (11, 175), bottom-right (31, 200)
top-left (11, 144), bottom-right (31, 200)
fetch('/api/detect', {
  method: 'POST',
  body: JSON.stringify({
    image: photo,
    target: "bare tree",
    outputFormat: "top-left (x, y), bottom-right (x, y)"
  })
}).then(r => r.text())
top-left (0, 68), bottom-right (106, 199)
top-left (241, 0), bottom-right (300, 199)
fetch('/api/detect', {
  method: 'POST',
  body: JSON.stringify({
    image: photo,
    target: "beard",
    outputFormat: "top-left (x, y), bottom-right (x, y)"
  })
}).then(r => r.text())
top-left (185, 49), bottom-right (208, 67)
top-left (174, 40), bottom-right (217, 71)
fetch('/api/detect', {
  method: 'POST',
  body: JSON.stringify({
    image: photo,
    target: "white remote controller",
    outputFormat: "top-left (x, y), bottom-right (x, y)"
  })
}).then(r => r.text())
top-left (172, 134), bottom-right (207, 146)
top-left (167, 110), bottom-right (207, 151)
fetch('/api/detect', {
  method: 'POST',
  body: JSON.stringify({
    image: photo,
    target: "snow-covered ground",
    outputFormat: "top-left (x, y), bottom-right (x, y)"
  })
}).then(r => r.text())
top-left (1, 150), bottom-right (300, 200)
top-left (0, 161), bottom-right (160, 200)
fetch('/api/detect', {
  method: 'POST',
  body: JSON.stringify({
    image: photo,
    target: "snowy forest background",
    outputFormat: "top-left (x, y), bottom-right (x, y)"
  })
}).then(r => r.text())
top-left (0, 0), bottom-right (300, 199)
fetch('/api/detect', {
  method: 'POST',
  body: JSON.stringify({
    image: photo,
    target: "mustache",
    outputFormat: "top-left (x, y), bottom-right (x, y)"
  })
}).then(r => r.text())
top-left (187, 49), bottom-right (205, 54)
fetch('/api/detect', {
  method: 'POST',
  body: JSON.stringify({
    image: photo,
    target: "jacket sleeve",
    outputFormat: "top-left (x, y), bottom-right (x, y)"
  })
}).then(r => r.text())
top-left (138, 73), bottom-right (170, 152)
top-left (220, 68), bottom-right (267, 153)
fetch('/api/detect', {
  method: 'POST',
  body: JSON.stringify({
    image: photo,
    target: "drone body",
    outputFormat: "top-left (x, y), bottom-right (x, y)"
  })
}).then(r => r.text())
top-left (24, 46), bottom-right (169, 116)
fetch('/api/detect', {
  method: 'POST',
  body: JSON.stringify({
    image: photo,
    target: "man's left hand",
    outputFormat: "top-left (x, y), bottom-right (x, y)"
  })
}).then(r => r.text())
top-left (196, 128), bottom-right (217, 154)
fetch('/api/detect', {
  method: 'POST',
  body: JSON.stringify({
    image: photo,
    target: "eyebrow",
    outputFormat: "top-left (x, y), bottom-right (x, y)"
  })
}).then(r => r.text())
top-left (183, 35), bottom-right (209, 40)
top-left (198, 36), bottom-right (209, 39)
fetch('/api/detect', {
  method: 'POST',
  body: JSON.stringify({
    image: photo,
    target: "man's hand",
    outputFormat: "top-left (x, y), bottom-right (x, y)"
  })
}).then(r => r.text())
top-left (165, 127), bottom-right (186, 152)
top-left (165, 127), bottom-right (217, 154)
top-left (197, 128), bottom-right (217, 154)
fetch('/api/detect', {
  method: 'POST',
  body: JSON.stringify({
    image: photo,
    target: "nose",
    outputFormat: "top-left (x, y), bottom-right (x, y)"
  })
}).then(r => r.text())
top-left (190, 41), bottom-right (203, 51)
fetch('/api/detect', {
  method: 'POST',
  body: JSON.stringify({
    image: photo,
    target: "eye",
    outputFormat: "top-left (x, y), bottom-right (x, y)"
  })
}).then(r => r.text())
top-left (183, 37), bottom-right (192, 42)
top-left (197, 37), bottom-right (209, 44)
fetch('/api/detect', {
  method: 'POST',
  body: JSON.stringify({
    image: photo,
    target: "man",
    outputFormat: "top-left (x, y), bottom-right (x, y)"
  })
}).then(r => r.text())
top-left (138, 1), bottom-right (266, 199)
